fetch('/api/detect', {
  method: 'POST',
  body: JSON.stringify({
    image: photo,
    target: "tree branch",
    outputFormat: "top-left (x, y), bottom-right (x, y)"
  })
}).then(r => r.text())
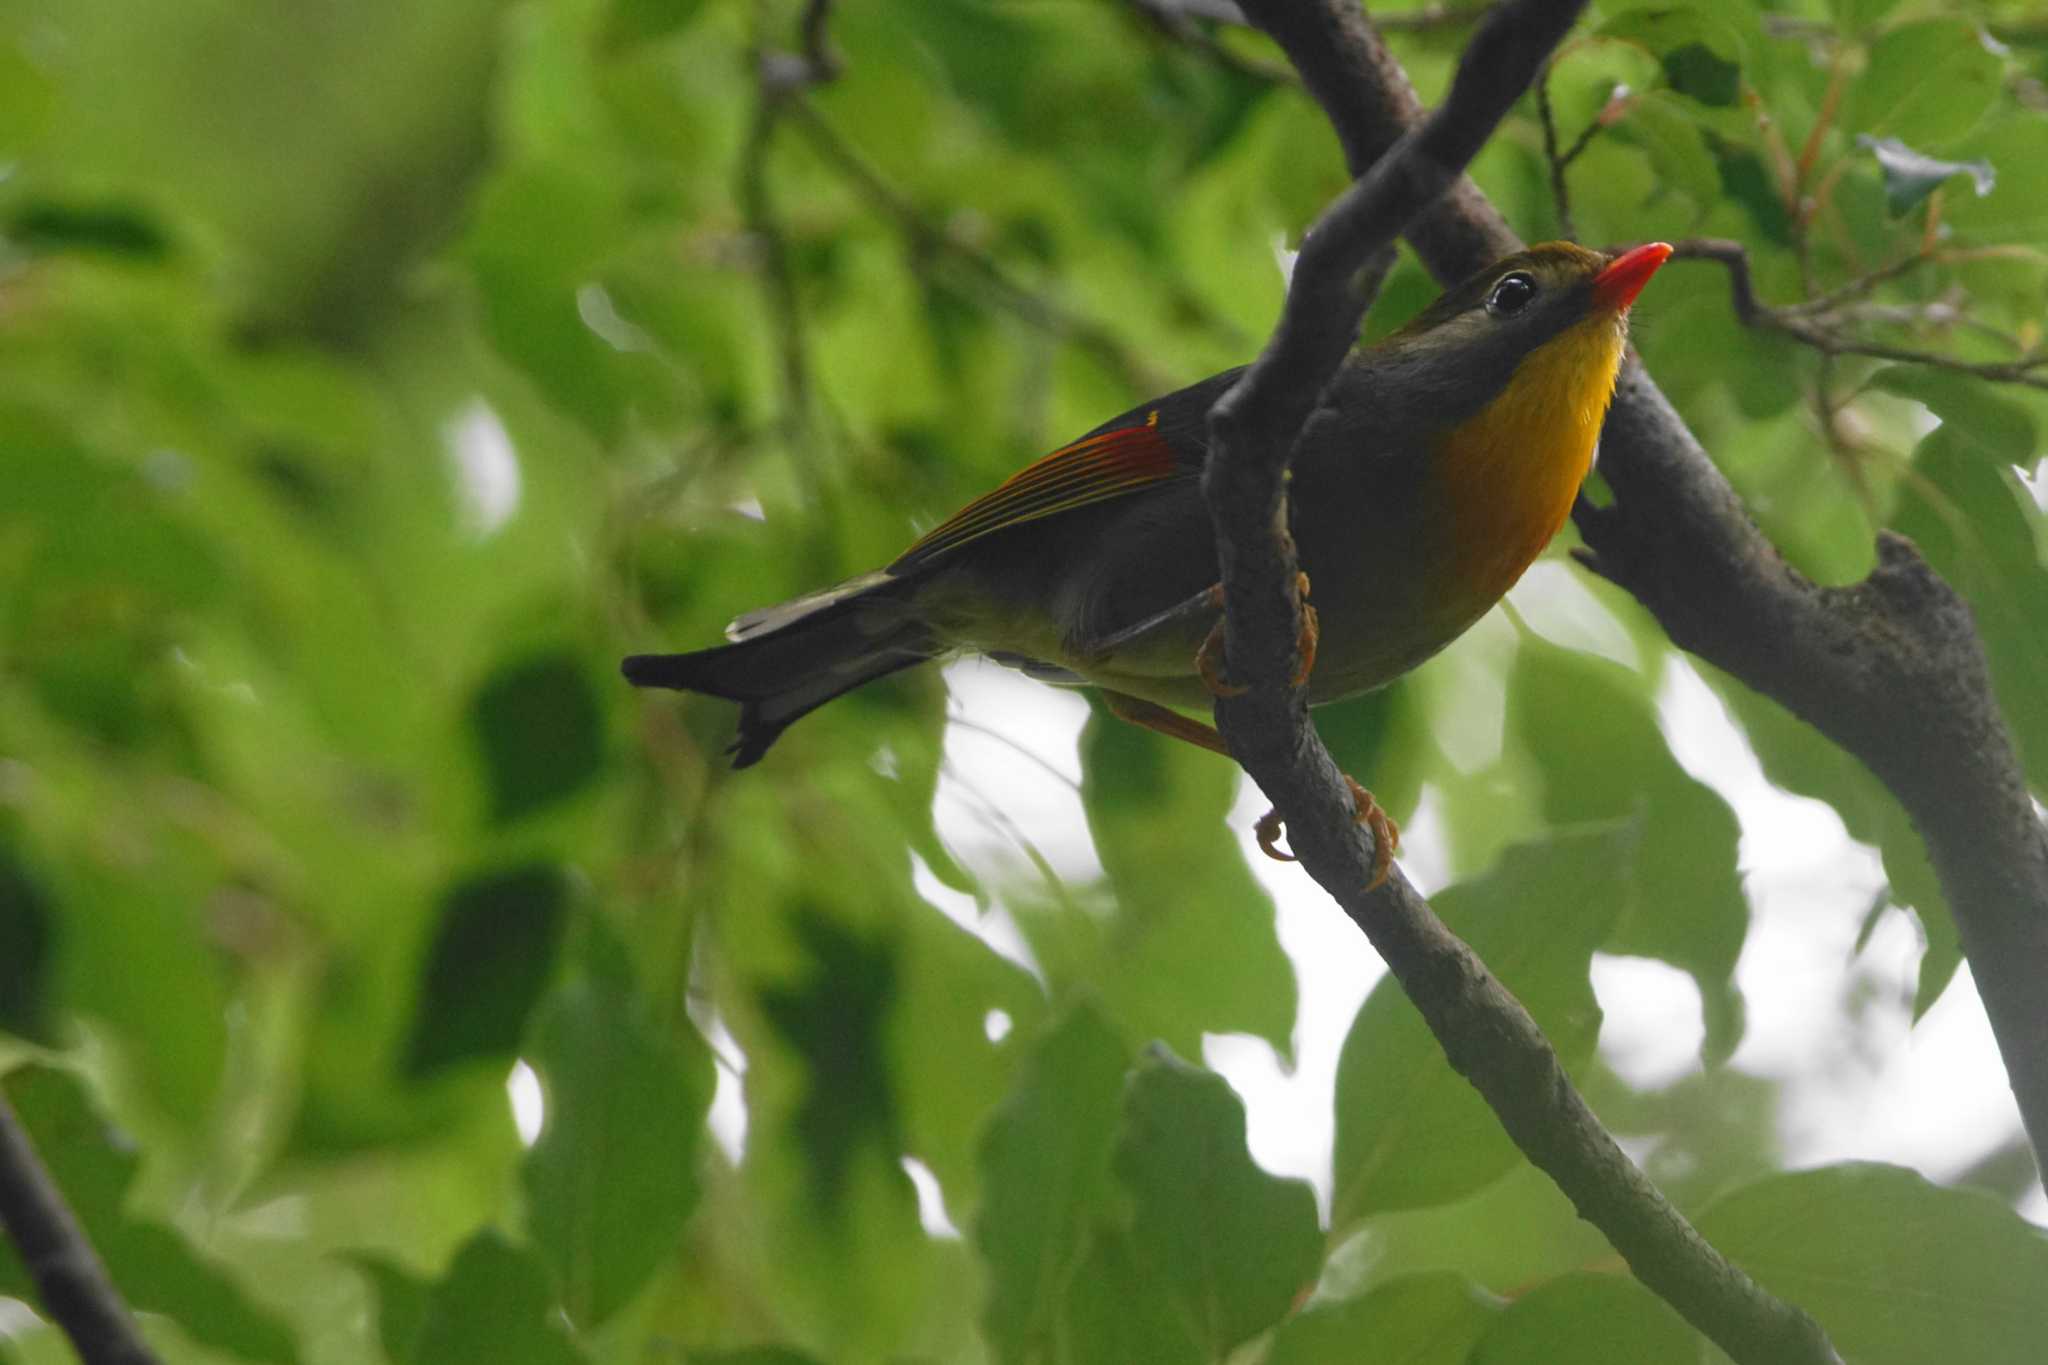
top-left (1675, 237), bottom-right (2048, 390)
top-left (1206, 2), bottom-right (1839, 1362)
top-left (1238, 0), bottom-right (2048, 1174)
top-left (0, 1092), bottom-right (161, 1365)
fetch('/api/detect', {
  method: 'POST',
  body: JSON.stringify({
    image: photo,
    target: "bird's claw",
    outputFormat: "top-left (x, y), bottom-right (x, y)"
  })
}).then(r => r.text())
top-left (1255, 807), bottom-right (1296, 862)
top-left (1291, 572), bottom-right (1318, 689)
top-left (1254, 773), bottom-right (1401, 891)
top-left (1198, 574), bottom-right (1317, 697)
top-left (1345, 775), bottom-right (1401, 891)
top-left (1196, 585), bottom-right (1249, 698)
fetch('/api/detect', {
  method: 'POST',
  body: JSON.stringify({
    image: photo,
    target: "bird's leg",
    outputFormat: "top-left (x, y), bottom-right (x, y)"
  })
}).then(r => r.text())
top-left (1100, 690), bottom-right (1234, 756)
top-left (1081, 583), bottom-right (1225, 666)
top-left (1193, 584), bottom-right (1247, 698)
top-left (1196, 573), bottom-right (1317, 697)
top-left (1290, 572), bottom-right (1318, 688)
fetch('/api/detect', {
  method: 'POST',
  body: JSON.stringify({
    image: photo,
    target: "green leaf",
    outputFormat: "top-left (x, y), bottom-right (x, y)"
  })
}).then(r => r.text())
top-left (1113, 1047), bottom-right (1322, 1357)
top-left (521, 948), bottom-right (715, 1329)
top-left (1509, 639), bottom-right (1748, 1058)
top-left (601, 0), bottom-right (706, 52)
top-left (1869, 367), bottom-right (2035, 463)
top-left (0, 847), bottom-right (56, 1044)
top-left (1892, 429), bottom-right (2048, 820)
top-left (1468, 1272), bottom-right (1701, 1363)
top-left (1711, 684), bottom-right (1962, 1019)
top-left (461, 161), bottom-right (657, 443)
top-left (887, 858), bottom-right (1045, 1212)
top-left (1711, 140), bottom-right (1796, 245)
top-left (756, 909), bottom-right (903, 1209)
top-left (1332, 825), bottom-right (1633, 1225)
top-left (1698, 1163), bottom-right (2048, 1365)
top-left (0, 1067), bottom-right (299, 1364)
top-left (1059, 1230), bottom-right (1202, 1365)
top-left (409, 1231), bottom-right (586, 1365)
top-left (1598, 7), bottom-right (1746, 107)
top-left (1350, 1160), bottom-right (1617, 1301)
top-left (1832, 0), bottom-right (1906, 29)
top-left (404, 863), bottom-right (570, 1078)
top-left (1858, 134), bottom-right (1996, 216)
top-left (1846, 20), bottom-right (2005, 148)
top-left (354, 1255), bottom-right (431, 1364)
top-left (5, 199), bottom-right (174, 261)
top-left (1619, 92), bottom-right (1722, 208)
top-left (1944, 117), bottom-right (2048, 234)
top-left (1074, 702), bottom-right (1297, 1055)
top-left (1266, 1272), bottom-right (1500, 1365)
top-left (975, 1003), bottom-right (1130, 1365)
top-left (470, 652), bottom-right (608, 823)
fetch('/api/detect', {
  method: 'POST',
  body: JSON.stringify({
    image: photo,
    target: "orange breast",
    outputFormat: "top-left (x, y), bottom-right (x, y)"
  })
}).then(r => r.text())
top-left (1422, 313), bottom-right (1626, 624)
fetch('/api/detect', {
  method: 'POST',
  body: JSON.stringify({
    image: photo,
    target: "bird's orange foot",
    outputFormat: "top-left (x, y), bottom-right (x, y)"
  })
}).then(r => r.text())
top-left (1196, 584), bottom-right (1249, 699)
top-left (1291, 572), bottom-right (1318, 689)
top-left (1254, 774), bottom-right (1400, 890)
top-left (1199, 577), bottom-right (1318, 697)
top-left (1345, 775), bottom-right (1401, 892)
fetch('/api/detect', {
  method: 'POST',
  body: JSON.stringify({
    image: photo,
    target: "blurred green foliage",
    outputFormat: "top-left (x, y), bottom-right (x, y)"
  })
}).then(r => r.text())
top-left (1, 0), bottom-right (2046, 1361)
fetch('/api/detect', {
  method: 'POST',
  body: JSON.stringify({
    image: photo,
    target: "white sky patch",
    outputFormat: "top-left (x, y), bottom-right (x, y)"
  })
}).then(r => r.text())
top-left (2019, 457), bottom-right (2048, 513)
top-left (1655, 658), bottom-right (1861, 883)
top-left (1592, 954), bottom-right (1705, 1090)
top-left (1653, 658), bottom-right (2036, 1209)
top-left (1508, 561), bottom-right (1641, 669)
top-left (1205, 777), bottom-right (1392, 1219)
top-left (932, 660), bottom-right (1105, 889)
top-left (0, 1299), bottom-right (43, 1342)
top-left (910, 851), bottom-right (1043, 984)
top-left (576, 281), bottom-right (655, 353)
top-left (1271, 231), bottom-right (1299, 286)
top-left (697, 1011), bottom-right (750, 1166)
top-left (507, 1059), bottom-right (545, 1148)
top-left (442, 397), bottom-right (521, 537)
top-left (900, 1156), bottom-right (962, 1239)
top-left (1389, 783), bottom-right (1452, 898)
top-left (1430, 613), bottom-right (1514, 774)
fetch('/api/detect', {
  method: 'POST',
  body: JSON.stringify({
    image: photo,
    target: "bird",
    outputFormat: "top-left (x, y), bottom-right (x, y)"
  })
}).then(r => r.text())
top-left (624, 240), bottom-right (1673, 887)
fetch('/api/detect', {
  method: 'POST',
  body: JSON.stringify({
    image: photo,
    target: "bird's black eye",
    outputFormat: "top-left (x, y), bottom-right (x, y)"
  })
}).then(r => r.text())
top-left (1487, 271), bottom-right (1537, 317)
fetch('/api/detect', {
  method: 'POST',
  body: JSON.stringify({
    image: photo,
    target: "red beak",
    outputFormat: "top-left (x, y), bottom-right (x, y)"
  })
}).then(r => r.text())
top-left (1592, 241), bottom-right (1673, 314)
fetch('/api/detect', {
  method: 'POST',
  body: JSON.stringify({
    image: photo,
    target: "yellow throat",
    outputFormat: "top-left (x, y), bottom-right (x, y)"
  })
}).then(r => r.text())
top-left (1430, 311), bottom-right (1629, 609)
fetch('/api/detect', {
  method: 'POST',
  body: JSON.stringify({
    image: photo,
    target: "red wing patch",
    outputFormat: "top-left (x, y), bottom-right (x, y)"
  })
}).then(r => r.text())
top-left (892, 416), bottom-right (1185, 571)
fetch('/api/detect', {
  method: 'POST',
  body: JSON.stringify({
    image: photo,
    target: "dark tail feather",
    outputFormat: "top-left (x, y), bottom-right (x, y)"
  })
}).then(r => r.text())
top-left (622, 573), bottom-right (936, 767)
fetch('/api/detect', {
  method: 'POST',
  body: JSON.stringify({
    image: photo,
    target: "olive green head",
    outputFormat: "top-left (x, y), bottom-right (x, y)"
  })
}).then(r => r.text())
top-left (1349, 241), bottom-right (1669, 429)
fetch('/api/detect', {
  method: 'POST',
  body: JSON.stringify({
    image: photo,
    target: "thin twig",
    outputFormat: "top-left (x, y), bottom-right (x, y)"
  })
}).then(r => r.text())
top-left (796, 0), bottom-right (840, 83)
top-left (739, 0), bottom-right (850, 492)
top-left (1673, 238), bottom-right (2048, 390)
top-left (1779, 250), bottom-right (1933, 317)
top-left (0, 1091), bottom-right (161, 1365)
top-left (1534, 67), bottom-right (1576, 241)
top-left (737, 102), bottom-right (818, 476)
top-left (1209, 3), bottom-right (1841, 1362)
